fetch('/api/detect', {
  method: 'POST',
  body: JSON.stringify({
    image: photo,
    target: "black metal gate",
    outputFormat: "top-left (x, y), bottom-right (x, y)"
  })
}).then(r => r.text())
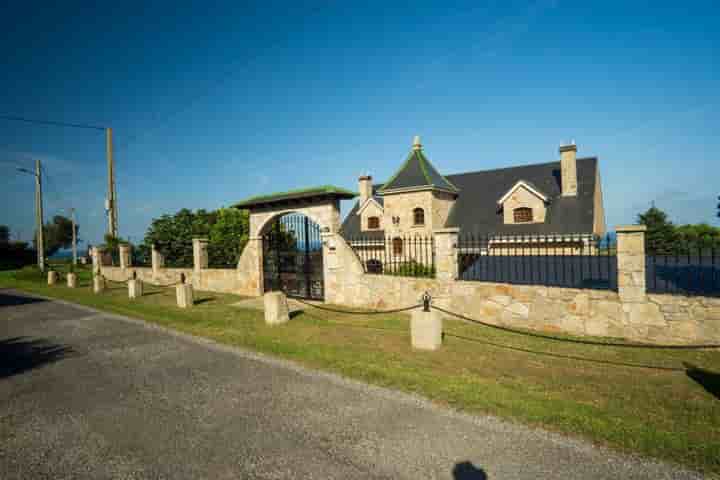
top-left (262, 213), bottom-right (324, 300)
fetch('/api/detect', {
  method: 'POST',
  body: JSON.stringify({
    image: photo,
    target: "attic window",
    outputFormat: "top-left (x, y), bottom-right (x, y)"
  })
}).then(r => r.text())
top-left (413, 208), bottom-right (425, 226)
top-left (367, 216), bottom-right (380, 230)
top-left (513, 207), bottom-right (533, 223)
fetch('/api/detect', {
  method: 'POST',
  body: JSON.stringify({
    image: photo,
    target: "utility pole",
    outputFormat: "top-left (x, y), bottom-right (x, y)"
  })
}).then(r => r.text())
top-left (35, 159), bottom-right (45, 272)
top-left (106, 127), bottom-right (118, 238)
top-left (71, 207), bottom-right (77, 266)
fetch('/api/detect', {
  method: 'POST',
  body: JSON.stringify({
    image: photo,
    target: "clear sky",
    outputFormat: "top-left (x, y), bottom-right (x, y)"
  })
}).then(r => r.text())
top-left (1, 0), bottom-right (718, 247)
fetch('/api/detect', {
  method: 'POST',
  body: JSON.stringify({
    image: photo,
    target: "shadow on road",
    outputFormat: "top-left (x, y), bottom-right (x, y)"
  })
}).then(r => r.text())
top-left (685, 362), bottom-right (720, 400)
top-left (0, 291), bottom-right (46, 308)
top-left (453, 461), bottom-right (488, 479)
top-left (0, 337), bottom-right (75, 379)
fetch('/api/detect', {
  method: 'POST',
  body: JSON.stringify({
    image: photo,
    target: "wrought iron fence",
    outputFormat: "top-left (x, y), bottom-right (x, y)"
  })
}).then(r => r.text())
top-left (207, 243), bottom-right (238, 269)
top-left (131, 245), bottom-right (151, 267)
top-left (646, 248), bottom-right (720, 296)
top-left (457, 233), bottom-right (617, 290)
top-left (347, 235), bottom-right (435, 278)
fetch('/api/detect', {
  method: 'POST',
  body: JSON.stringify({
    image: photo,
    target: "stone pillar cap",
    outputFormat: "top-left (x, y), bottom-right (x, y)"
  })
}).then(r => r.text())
top-left (433, 227), bottom-right (460, 234)
top-left (615, 225), bottom-right (647, 233)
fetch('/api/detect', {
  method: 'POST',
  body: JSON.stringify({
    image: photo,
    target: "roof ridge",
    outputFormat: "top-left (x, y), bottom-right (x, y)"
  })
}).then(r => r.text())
top-left (446, 157), bottom-right (597, 178)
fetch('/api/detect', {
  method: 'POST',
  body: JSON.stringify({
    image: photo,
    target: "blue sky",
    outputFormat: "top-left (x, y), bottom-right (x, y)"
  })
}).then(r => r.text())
top-left (1, 0), bottom-right (718, 247)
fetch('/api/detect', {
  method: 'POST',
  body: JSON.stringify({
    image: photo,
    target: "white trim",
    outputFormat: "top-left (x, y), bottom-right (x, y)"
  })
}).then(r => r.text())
top-left (496, 181), bottom-right (548, 205)
top-left (356, 197), bottom-right (384, 216)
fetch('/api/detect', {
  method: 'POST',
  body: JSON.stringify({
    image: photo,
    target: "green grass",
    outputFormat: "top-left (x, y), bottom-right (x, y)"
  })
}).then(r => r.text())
top-left (2, 266), bottom-right (719, 475)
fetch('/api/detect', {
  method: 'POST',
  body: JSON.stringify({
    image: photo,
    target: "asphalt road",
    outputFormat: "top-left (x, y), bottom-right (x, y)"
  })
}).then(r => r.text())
top-left (0, 289), bottom-right (701, 479)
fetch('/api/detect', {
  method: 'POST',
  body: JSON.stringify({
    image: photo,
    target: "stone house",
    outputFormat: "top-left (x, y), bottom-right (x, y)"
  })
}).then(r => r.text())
top-left (341, 136), bottom-right (606, 259)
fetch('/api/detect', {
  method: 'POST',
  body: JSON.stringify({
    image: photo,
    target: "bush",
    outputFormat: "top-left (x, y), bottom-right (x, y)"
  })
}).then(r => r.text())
top-left (0, 242), bottom-right (37, 271)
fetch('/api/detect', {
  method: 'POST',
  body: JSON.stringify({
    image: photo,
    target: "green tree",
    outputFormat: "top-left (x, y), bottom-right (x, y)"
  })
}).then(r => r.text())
top-left (208, 208), bottom-right (249, 267)
top-left (35, 215), bottom-right (78, 257)
top-left (637, 206), bottom-right (677, 254)
top-left (141, 208), bottom-right (248, 268)
top-left (675, 223), bottom-right (720, 253)
top-left (0, 225), bottom-right (9, 243)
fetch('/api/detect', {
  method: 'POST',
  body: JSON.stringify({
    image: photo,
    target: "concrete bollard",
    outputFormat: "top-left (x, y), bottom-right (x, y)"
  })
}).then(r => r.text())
top-left (264, 291), bottom-right (290, 325)
top-left (47, 271), bottom-right (58, 285)
top-left (128, 279), bottom-right (143, 299)
top-left (93, 276), bottom-right (105, 294)
top-left (176, 284), bottom-right (194, 308)
top-left (411, 308), bottom-right (442, 351)
top-left (66, 273), bottom-right (77, 288)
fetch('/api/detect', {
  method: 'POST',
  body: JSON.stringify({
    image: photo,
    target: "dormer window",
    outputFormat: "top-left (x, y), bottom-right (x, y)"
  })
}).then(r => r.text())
top-left (367, 216), bottom-right (380, 229)
top-left (413, 208), bottom-right (425, 226)
top-left (513, 207), bottom-right (533, 223)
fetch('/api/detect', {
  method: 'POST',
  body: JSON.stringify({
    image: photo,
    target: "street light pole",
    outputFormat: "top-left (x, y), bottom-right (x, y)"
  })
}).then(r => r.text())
top-left (17, 161), bottom-right (45, 272)
top-left (71, 207), bottom-right (77, 266)
top-left (35, 160), bottom-right (45, 272)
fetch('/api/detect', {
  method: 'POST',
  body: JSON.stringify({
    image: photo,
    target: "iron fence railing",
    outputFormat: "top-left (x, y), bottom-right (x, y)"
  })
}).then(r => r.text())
top-left (347, 235), bottom-right (435, 278)
top-left (207, 243), bottom-right (238, 269)
top-left (131, 245), bottom-right (151, 267)
top-left (457, 233), bottom-right (617, 290)
top-left (646, 248), bottom-right (720, 296)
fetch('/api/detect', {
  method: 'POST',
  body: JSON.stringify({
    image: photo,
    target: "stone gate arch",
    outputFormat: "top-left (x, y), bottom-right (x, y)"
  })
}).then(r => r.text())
top-left (232, 186), bottom-right (356, 298)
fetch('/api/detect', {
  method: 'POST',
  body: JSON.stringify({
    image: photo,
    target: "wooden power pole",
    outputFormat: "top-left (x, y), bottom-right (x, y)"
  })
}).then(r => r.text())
top-left (35, 159), bottom-right (45, 272)
top-left (106, 127), bottom-right (118, 238)
top-left (71, 207), bottom-right (77, 266)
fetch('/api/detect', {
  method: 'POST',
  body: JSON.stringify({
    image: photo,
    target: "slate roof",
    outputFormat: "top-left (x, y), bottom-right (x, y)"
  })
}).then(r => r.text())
top-left (378, 148), bottom-right (458, 194)
top-left (340, 157), bottom-right (599, 237)
top-left (444, 157), bottom-right (598, 235)
top-left (342, 185), bottom-right (386, 239)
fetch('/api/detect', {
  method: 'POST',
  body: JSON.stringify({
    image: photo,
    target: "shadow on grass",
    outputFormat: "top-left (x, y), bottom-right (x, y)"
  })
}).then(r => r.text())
top-left (453, 461), bottom-right (488, 479)
top-left (193, 297), bottom-right (216, 305)
top-left (0, 336), bottom-right (76, 378)
top-left (0, 291), bottom-right (46, 308)
top-left (685, 363), bottom-right (720, 400)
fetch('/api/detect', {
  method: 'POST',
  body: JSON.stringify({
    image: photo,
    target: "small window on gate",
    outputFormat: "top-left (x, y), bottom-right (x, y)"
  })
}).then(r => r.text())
top-left (392, 237), bottom-right (403, 255)
top-left (367, 216), bottom-right (380, 229)
top-left (413, 208), bottom-right (425, 226)
top-left (513, 207), bottom-right (533, 223)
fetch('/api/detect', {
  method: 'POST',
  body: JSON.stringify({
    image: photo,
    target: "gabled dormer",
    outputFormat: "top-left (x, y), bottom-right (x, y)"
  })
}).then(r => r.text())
top-left (497, 180), bottom-right (548, 224)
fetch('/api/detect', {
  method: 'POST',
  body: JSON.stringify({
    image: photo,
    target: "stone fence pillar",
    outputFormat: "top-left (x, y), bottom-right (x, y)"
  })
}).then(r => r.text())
top-left (90, 247), bottom-right (101, 275)
top-left (616, 225), bottom-right (647, 303)
top-left (433, 228), bottom-right (459, 282)
top-left (193, 237), bottom-right (209, 273)
top-left (119, 244), bottom-right (131, 270)
top-left (151, 244), bottom-right (165, 274)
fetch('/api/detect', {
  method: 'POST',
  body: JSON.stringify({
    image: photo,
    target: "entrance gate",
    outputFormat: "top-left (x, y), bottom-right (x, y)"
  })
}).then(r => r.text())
top-left (262, 213), bottom-right (324, 300)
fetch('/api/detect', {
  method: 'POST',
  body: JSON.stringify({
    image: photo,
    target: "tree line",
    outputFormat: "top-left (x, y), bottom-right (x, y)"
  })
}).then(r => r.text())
top-left (638, 206), bottom-right (720, 255)
top-left (0, 216), bottom-right (78, 270)
top-left (102, 207), bottom-right (249, 268)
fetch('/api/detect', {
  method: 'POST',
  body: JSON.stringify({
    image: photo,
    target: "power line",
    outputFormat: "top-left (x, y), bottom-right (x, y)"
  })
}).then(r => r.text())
top-left (0, 114), bottom-right (105, 131)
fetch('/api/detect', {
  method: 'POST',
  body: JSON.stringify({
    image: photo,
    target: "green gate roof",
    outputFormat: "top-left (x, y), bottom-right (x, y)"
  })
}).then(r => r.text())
top-left (233, 185), bottom-right (356, 209)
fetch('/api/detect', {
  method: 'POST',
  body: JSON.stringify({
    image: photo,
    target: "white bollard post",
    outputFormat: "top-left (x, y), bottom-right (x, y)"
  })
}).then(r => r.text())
top-left (128, 272), bottom-right (143, 299)
top-left (411, 293), bottom-right (442, 350)
top-left (176, 283), bottom-right (194, 308)
top-left (264, 291), bottom-right (290, 325)
top-left (66, 272), bottom-right (77, 288)
top-left (93, 275), bottom-right (105, 294)
top-left (47, 271), bottom-right (58, 285)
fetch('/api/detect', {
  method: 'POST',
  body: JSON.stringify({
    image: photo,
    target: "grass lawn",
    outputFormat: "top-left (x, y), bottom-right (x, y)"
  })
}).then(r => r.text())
top-left (2, 267), bottom-right (719, 475)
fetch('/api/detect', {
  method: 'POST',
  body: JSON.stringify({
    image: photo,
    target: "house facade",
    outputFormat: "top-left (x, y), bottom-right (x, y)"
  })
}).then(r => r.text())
top-left (341, 136), bottom-right (606, 258)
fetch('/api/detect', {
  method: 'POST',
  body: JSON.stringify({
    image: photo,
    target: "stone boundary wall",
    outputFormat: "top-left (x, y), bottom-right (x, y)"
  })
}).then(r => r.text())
top-left (97, 237), bottom-right (262, 297)
top-left (323, 233), bottom-right (720, 344)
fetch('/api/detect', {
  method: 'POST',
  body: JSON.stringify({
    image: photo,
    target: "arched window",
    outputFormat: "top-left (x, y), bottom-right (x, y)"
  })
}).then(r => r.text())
top-left (366, 259), bottom-right (383, 274)
top-left (413, 208), bottom-right (425, 226)
top-left (513, 207), bottom-right (533, 223)
top-left (392, 237), bottom-right (403, 255)
top-left (367, 216), bottom-right (380, 229)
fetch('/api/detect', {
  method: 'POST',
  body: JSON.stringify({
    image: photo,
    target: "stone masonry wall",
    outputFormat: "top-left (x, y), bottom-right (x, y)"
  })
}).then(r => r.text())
top-left (324, 232), bottom-right (720, 345)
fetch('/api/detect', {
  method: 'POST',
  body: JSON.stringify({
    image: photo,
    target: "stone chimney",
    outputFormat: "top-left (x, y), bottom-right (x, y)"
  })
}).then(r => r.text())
top-left (559, 142), bottom-right (578, 197)
top-left (358, 174), bottom-right (373, 206)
